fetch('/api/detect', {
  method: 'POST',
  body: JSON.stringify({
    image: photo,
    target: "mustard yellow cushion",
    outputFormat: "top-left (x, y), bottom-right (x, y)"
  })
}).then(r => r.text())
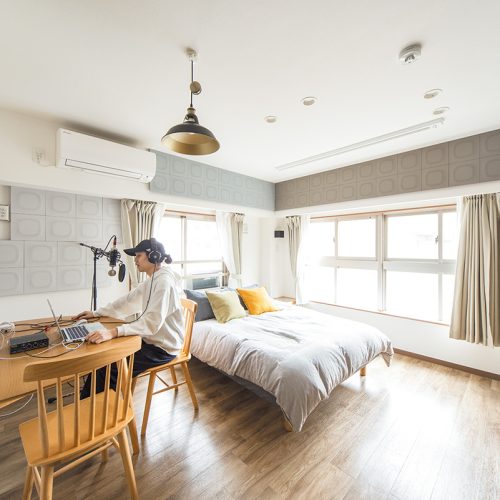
top-left (205, 290), bottom-right (246, 323)
top-left (237, 287), bottom-right (279, 315)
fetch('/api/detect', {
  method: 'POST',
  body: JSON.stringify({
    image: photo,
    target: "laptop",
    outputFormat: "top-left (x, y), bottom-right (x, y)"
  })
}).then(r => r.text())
top-left (47, 299), bottom-right (104, 342)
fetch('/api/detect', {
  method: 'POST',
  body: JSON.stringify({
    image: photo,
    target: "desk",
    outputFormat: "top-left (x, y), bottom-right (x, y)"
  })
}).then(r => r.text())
top-left (0, 316), bottom-right (141, 454)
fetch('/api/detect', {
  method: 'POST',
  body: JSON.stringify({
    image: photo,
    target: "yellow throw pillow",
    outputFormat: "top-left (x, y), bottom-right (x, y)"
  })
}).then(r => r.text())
top-left (237, 287), bottom-right (279, 315)
top-left (205, 290), bottom-right (246, 323)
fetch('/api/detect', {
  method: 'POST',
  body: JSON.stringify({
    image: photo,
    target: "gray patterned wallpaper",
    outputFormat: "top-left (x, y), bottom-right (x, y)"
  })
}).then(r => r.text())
top-left (0, 187), bottom-right (122, 297)
top-left (275, 128), bottom-right (500, 210)
top-left (150, 150), bottom-right (275, 210)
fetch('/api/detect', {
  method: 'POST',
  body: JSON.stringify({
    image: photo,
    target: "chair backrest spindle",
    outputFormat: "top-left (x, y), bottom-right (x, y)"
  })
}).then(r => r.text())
top-left (102, 364), bottom-right (111, 432)
top-left (56, 377), bottom-right (65, 452)
top-left (37, 380), bottom-right (50, 458)
top-left (74, 373), bottom-right (80, 447)
top-left (180, 299), bottom-right (197, 357)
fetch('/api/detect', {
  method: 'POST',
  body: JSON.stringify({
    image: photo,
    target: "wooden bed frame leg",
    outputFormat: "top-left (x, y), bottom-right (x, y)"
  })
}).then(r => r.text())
top-left (282, 415), bottom-right (293, 432)
top-left (360, 366), bottom-right (367, 377)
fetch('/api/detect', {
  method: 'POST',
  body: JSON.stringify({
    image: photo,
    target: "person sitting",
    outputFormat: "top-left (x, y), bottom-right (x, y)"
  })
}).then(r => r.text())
top-left (75, 238), bottom-right (183, 398)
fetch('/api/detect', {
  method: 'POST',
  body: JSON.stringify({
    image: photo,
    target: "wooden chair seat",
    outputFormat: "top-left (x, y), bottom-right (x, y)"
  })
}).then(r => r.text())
top-left (19, 390), bottom-right (133, 466)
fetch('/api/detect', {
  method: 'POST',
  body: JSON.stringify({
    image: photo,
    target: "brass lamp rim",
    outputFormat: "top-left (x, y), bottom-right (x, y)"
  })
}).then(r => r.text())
top-left (161, 122), bottom-right (220, 155)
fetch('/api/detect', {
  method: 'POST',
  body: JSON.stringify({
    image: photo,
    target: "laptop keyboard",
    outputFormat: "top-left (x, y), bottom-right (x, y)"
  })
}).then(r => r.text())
top-left (63, 325), bottom-right (88, 340)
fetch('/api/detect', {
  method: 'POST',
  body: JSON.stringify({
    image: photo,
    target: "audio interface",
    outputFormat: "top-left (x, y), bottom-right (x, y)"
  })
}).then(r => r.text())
top-left (9, 332), bottom-right (49, 354)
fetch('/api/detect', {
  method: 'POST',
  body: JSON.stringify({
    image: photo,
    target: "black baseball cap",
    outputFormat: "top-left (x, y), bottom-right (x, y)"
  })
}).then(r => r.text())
top-left (124, 238), bottom-right (165, 257)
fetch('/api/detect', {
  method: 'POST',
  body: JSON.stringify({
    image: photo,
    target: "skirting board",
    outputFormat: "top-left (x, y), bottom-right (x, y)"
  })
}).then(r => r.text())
top-left (394, 348), bottom-right (500, 381)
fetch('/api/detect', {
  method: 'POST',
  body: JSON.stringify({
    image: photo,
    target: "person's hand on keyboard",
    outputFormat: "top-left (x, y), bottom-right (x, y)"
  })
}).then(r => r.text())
top-left (73, 310), bottom-right (96, 321)
top-left (86, 328), bottom-right (118, 344)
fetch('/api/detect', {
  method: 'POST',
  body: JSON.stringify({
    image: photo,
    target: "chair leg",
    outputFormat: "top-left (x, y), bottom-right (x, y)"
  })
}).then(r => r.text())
top-left (128, 418), bottom-right (140, 454)
top-left (131, 377), bottom-right (137, 395)
top-left (169, 366), bottom-right (178, 390)
top-left (40, 465), bottom-right (54, 500)
top-left (117, 429), bottom-right (139, 500)
top-left (181, 362), bottom-right (198, 410)
top-left (22, 466), bottom-right (34, 500)
top-left (141, 372), bottom-right (156, 436)
top-left (101, 448), bottom-right (109, 462)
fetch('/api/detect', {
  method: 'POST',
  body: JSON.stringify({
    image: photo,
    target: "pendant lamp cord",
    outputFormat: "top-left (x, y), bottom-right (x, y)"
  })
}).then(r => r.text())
top-left (190, 59), bottom-right (194, 107)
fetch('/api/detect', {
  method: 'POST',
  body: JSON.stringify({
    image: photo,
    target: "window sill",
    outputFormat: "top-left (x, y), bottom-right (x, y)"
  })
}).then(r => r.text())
top-left (307, 300), bottom-right (451, 327)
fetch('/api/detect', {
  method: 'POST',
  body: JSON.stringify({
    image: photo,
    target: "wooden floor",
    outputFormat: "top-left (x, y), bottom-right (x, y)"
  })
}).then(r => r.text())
top-left (1, 353), bottom-right (499, 500)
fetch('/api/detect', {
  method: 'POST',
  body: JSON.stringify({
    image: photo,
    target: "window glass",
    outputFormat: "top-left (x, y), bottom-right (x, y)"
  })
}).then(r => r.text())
top-left (338, 218), bottom-right (376, 258)
top-left (336, 268), bottom-right (377, 310)
top-left (185, 262), bottom-right (223, 276)
top-left (306, 266), bottom-right (335, 304)
top-left (309, 222), bottom-right (335, 259)
top-left (186, 219), bottom-right (221, 261)
top-left (158, 214), bottom-right (224, 291)
top-left (387, 213), bottom-right (438, 259)
top-left (386, 271), bottom-right (439, 320)
top-left (157, 217), bottom-right (182, 261)
top-left (442, 212), bottom-right (458, 260)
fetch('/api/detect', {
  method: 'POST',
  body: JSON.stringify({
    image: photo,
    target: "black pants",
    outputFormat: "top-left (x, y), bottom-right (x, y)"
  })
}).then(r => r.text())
top-left (80, 340), bottom-right (175, 399)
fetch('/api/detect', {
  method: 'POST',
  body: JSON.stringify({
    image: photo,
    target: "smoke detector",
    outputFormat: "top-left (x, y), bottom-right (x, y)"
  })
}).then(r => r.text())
top-left (399, 44), bottom-right (422, 64)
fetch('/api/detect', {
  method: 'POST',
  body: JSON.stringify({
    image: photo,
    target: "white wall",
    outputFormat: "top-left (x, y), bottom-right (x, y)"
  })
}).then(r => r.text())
top-left (0, 108), bottom-right (269, 321)
top-left (258, 217), bottom-right (294, 298)
top-left (306, 302), bottom-right (500, 376)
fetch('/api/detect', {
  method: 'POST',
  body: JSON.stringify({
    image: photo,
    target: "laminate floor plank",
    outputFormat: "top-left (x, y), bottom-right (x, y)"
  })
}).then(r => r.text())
top-left (0, 355), bottom-right (498, 500)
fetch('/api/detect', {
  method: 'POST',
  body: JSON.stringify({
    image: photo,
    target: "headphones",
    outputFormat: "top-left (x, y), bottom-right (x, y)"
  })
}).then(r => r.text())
top-left (147, 238), bottom-right (164, 264)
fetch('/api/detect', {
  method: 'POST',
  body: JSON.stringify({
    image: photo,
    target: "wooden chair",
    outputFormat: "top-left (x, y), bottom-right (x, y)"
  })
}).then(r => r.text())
top-left (19, 336), bottom-right (142, 500)
top-left (132, 298), bottom-right (198, 436)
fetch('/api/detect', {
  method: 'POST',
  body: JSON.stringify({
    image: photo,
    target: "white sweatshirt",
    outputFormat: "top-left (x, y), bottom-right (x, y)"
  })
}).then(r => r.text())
top-left (95, 266), bottom-right (184, 356)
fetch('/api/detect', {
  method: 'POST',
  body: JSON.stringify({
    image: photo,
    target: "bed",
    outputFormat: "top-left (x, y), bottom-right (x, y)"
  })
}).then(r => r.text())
top-left (191, 303), bottom-right (393, 431)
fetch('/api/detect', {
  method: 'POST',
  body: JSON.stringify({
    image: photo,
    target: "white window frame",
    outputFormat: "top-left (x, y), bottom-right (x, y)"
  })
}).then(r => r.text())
top-left (308, 205), bottom-right (457, 323)
top-left (160, 211), bottom-right (227, 289)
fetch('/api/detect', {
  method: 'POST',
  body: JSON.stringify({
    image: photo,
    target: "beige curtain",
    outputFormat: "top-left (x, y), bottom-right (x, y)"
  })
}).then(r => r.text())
top-left (216, 211), bottom-right (244, 287)
top-left (286, 215), bottom-right (310, 304)
top-left (121, 199), bottom-right (165, 287)
top-left (450, 193), bottom-right (500, 346)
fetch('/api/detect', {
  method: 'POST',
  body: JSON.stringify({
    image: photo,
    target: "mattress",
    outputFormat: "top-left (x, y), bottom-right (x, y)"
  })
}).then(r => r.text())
top-left (191, 304), bottom-right (393, 431)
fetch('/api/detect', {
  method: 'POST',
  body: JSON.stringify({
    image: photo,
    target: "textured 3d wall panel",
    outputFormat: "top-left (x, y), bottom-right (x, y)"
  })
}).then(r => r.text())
top-left (275, 128), bottom-right (500, 210)
top-left (150, 151), bottom-right (275, 210)
top-left (1, 187), bottom-right (122, 297)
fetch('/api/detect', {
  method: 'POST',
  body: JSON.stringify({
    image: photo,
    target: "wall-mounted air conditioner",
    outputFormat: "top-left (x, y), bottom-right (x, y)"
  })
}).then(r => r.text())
top-left (56, 128), bottom-right (156, 182)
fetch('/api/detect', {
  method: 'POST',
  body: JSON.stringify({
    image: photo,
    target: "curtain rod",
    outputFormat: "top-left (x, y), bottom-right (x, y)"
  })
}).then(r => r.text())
top-left (310, 203), bottom-right (457, 220)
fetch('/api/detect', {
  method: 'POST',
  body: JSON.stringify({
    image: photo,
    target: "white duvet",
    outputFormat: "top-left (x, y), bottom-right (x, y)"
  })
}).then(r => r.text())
top-left (191, 304), bottom-right (393, 431)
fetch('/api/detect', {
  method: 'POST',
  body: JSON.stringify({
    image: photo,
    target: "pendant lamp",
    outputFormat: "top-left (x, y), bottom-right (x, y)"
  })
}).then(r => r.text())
top-left (161, 49), bottom-right (220, 155)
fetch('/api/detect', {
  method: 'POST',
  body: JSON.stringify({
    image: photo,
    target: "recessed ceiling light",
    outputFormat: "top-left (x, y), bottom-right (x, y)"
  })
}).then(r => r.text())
top-left (302, 96), bottom-right (317, 106)
top-left (265, 115), bottom-right (277, 123)
top-left (433, 106), bottom-right (449, 115)
top-left (424, 88), bottom-right (443, 99)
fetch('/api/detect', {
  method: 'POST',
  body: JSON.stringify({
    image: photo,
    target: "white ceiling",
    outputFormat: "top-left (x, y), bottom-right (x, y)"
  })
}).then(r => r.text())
top-left (1, 0), bottom-right (500, 182)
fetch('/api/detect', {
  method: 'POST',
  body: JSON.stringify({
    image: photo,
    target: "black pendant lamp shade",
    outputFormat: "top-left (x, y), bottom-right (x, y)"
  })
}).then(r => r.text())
top-left (161, 106), bottom-right (219, 155)
top-left (161, 50), bottom-right (220, 155)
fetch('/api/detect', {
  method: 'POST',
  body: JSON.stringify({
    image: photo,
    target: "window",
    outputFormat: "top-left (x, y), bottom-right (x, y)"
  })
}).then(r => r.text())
top-left (306, 206), bottom-right (458, 323)
top-left (156, 212), bottom-right (226, 290)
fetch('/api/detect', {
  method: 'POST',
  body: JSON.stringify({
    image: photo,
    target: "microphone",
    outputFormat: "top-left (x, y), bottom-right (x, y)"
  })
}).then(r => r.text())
top-left (108, 237), bottom-right (120, 277)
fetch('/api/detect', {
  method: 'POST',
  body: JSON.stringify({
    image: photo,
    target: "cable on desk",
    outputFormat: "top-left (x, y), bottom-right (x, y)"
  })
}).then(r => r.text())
top-left (0, 394), bottom-right (34, 418)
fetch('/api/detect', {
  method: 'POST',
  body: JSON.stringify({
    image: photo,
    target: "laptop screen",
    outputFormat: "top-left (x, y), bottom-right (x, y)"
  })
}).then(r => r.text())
top-left (46, 298), bottom-right (63, 338)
